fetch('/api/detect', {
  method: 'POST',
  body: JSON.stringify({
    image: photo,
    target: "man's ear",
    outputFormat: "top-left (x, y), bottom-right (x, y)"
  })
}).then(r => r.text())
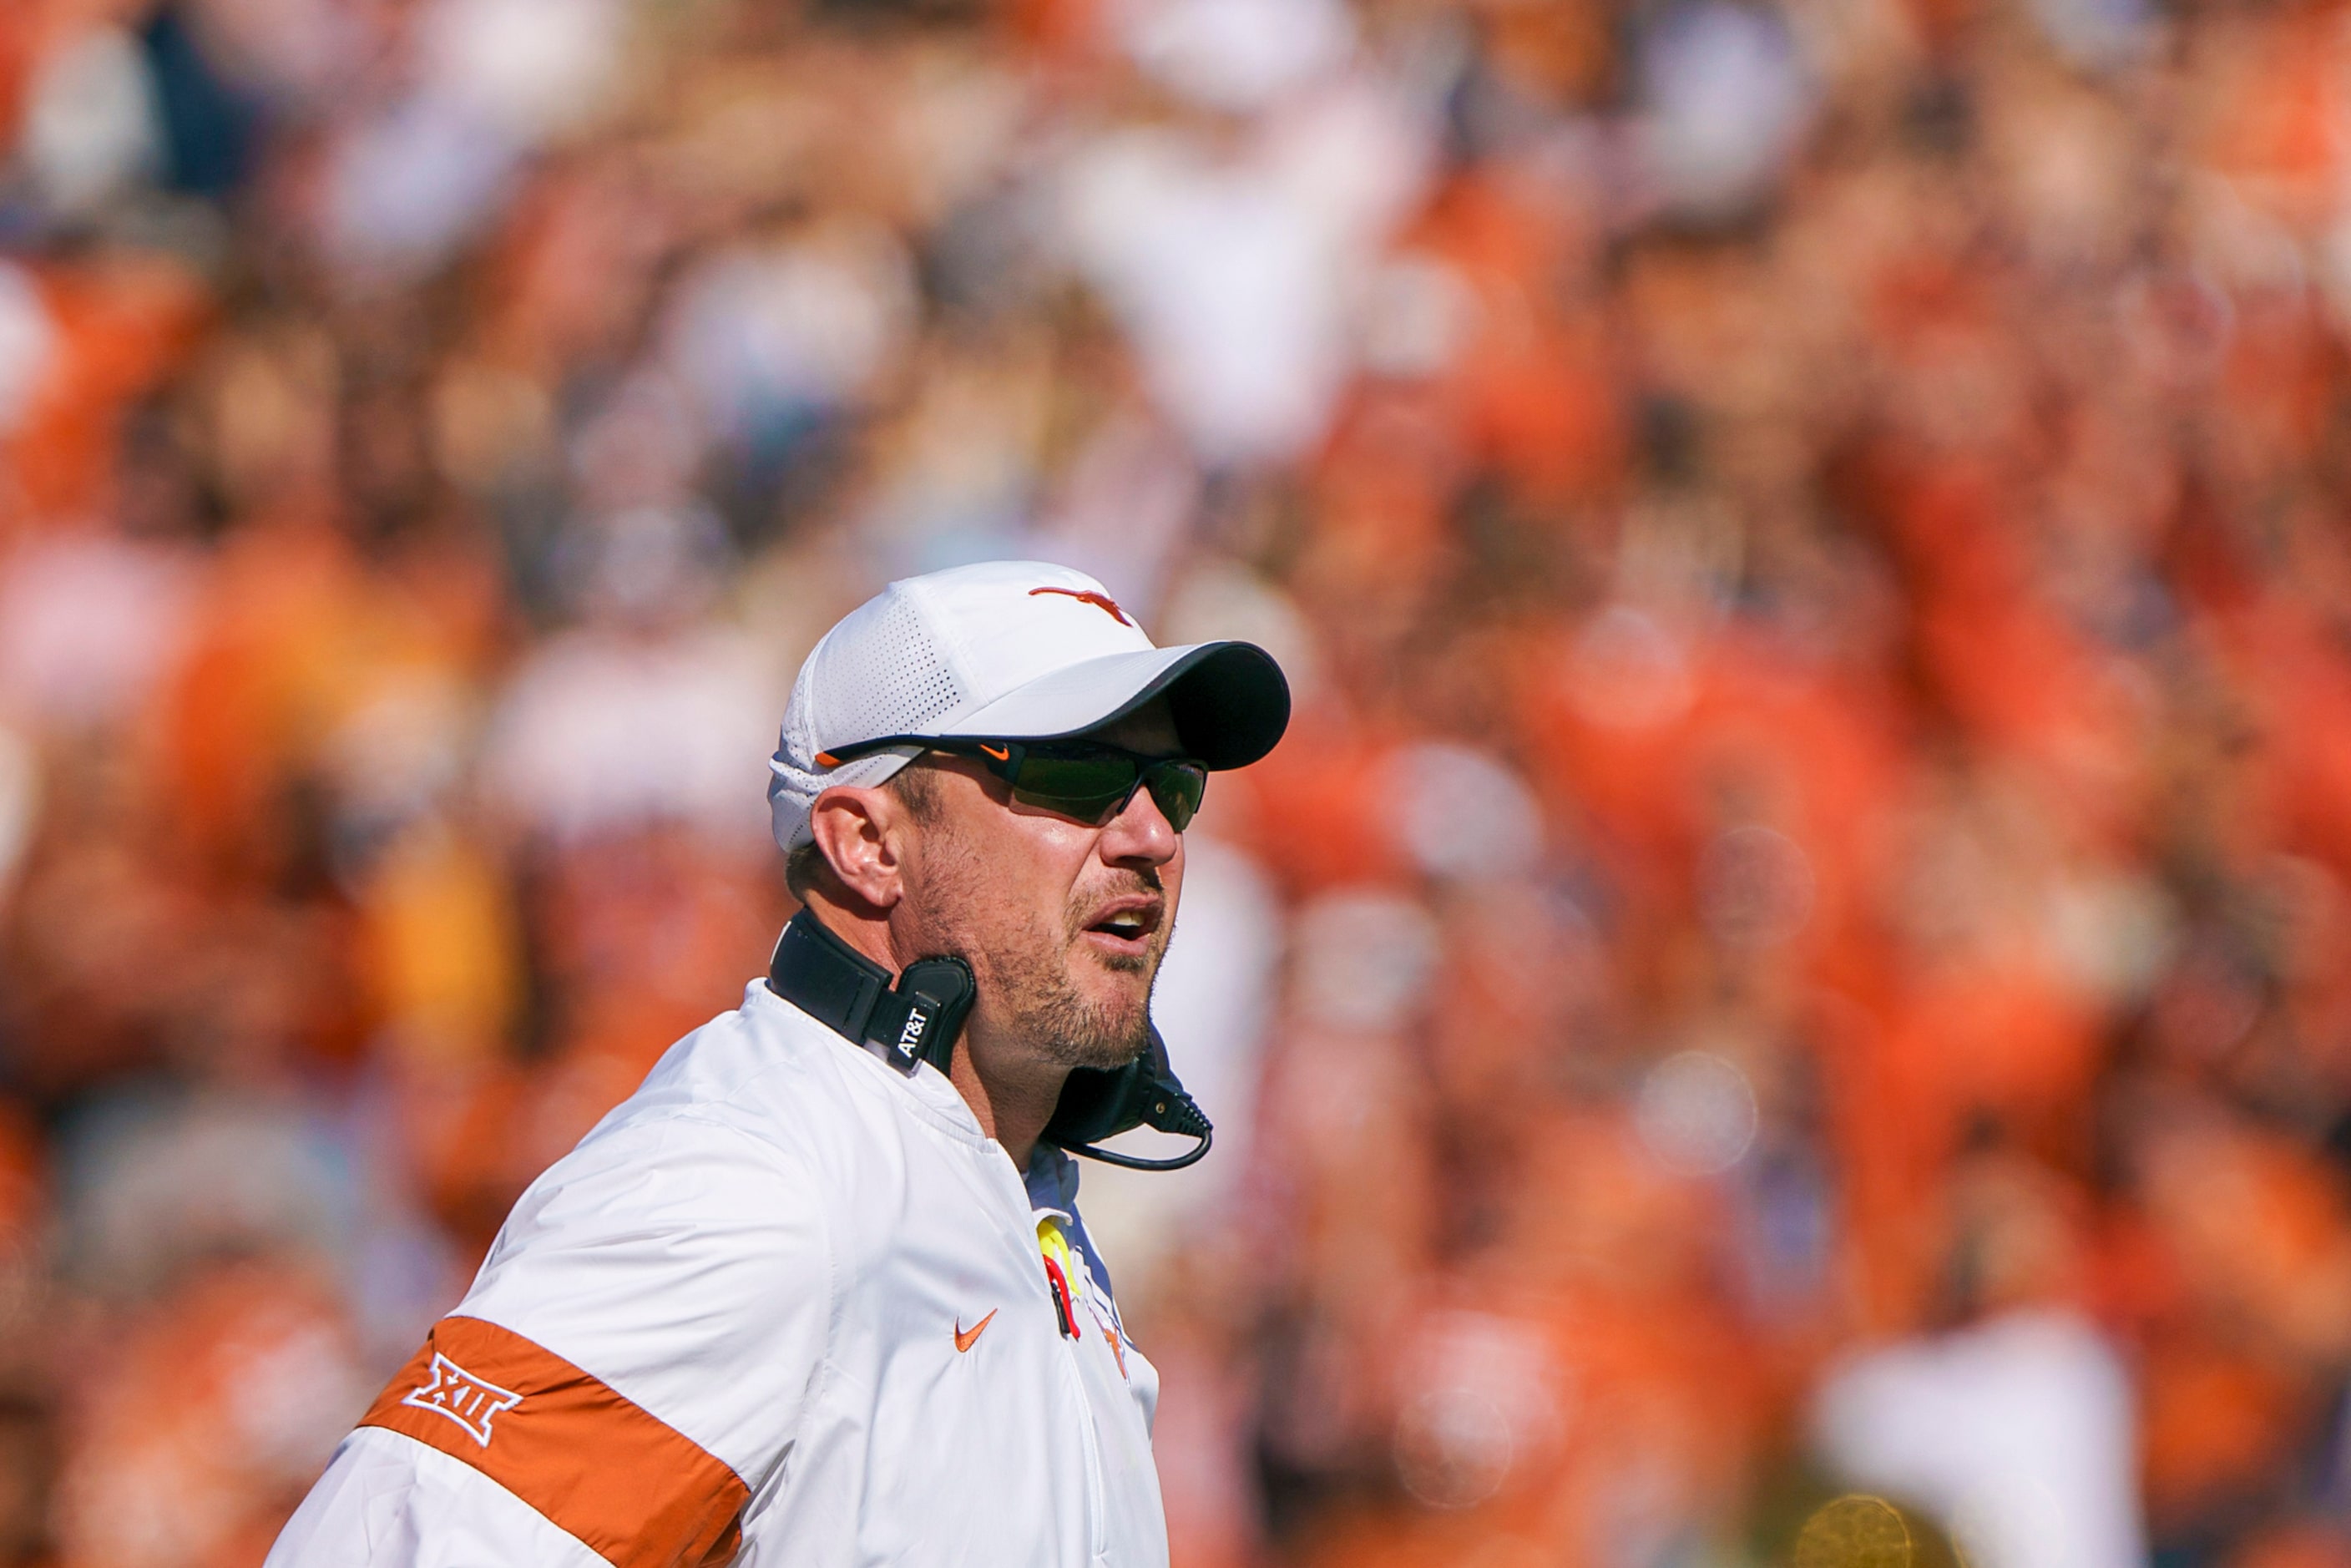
top-left (807, 786), bottom-right (911, 913)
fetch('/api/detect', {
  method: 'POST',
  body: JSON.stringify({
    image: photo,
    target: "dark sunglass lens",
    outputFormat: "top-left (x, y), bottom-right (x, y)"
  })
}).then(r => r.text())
top-left (1145, 762), bottom-right (1207, 831)
top-left (1009, 752), bottom-right (1137, 823)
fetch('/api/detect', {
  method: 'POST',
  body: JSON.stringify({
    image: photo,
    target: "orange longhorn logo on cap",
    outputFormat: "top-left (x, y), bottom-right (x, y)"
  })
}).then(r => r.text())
top-left (1029, 586), bottom-right (1132, 626)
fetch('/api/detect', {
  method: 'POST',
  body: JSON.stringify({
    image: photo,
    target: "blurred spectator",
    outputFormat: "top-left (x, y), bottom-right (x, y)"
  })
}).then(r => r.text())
top-left (5, 0), bottom-right (2351, 1564)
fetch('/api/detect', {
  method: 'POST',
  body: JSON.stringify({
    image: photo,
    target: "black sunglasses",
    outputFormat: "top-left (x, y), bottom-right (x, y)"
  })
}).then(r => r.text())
top-left (816, 736), bottom-right (1210, 832)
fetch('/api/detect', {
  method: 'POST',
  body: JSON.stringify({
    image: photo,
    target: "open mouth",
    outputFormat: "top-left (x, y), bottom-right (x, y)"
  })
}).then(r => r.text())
top-left (1083, 899), bottom-right (1163, 951)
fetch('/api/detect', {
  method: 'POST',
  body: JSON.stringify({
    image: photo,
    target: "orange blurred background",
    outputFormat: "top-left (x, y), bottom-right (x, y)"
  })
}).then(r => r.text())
top-left (3, 0), bottom-right (2351, 1565)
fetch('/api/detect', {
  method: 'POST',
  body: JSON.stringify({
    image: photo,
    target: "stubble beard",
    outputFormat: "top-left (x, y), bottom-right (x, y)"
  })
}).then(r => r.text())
top-left (986, 893), bottom-right (1161, 1073)
top-left (912, 828), bottom-right (1164, 1073)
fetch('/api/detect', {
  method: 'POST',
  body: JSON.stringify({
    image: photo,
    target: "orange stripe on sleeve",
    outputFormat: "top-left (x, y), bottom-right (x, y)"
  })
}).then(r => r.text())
top-left (361, 1315), bottom-right (747, 1568)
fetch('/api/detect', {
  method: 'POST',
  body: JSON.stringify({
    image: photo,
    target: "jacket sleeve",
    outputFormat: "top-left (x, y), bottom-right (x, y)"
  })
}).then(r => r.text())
top-left (268, 1114), bottom-right (833, 1568)
top-left (265, 1429), bottom-right (612, 1568)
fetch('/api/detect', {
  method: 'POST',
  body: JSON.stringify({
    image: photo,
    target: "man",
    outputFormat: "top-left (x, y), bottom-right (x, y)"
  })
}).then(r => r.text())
top-left (266, 560), bottom-right (1289, 1567)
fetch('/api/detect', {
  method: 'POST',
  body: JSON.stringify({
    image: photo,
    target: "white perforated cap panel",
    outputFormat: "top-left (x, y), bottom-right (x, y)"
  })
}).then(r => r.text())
top-left (814, 590), bottom-right (965, 749)
top-left (769, 589), bottom-right (964, 848)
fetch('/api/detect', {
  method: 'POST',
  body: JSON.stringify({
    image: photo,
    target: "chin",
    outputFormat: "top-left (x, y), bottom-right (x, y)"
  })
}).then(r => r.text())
top-left (1074, 960), bottom-right (1153, 1019)
top-left (1074, 970), bottom-right (1149, 1024)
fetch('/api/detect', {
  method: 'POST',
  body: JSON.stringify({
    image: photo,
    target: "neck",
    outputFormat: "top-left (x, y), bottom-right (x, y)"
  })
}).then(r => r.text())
top-left (943, 1046), bottom-right (1064, 1174)
top-left (801, 887), bottom-right (900, 973)
top-left (801, 895), bottom-right (1072, 1172)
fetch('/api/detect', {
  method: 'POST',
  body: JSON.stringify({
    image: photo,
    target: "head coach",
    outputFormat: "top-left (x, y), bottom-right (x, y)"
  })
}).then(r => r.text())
top-left (265, 560), bottom-right (1290, 1568)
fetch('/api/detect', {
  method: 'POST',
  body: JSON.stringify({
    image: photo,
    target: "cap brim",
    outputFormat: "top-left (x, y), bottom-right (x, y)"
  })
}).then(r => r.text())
top-left (925, 641), bottom-right (1290, 770)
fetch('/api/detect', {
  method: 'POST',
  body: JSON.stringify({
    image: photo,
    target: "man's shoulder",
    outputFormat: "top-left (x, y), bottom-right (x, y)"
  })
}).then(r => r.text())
top-left (599, 980), bottom-right (843, 1141)
top-left (448, 978), bottom-right (993, 1383)
top-left (559, 978), bottom-right (978, 1201)
top-left (457, 991), bottom-right (849, 1370)
top-left (427, 991), bottom-right (861, 1506)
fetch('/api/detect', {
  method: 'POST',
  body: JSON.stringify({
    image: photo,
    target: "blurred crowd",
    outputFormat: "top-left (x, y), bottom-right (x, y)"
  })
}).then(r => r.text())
top-left (3, 0), bottom-right (2351, 1564)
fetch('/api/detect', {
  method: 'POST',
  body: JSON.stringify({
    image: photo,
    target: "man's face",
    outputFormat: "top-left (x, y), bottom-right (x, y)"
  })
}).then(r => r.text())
top-left (894, 702), bottom-right (1187, 1071)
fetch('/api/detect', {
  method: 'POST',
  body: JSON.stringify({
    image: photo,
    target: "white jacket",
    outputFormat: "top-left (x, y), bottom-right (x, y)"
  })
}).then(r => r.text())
top-left (267, 979), bottom-right (1168, 1568)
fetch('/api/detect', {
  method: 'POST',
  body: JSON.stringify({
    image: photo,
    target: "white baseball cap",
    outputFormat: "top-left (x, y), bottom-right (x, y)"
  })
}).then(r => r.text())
top-left (768, 560), bottom-right (1290, 848)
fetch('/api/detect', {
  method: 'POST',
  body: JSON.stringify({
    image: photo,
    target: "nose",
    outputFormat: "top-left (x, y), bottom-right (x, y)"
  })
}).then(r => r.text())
top-left (1098, 779), bottom-right (1180, 868)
